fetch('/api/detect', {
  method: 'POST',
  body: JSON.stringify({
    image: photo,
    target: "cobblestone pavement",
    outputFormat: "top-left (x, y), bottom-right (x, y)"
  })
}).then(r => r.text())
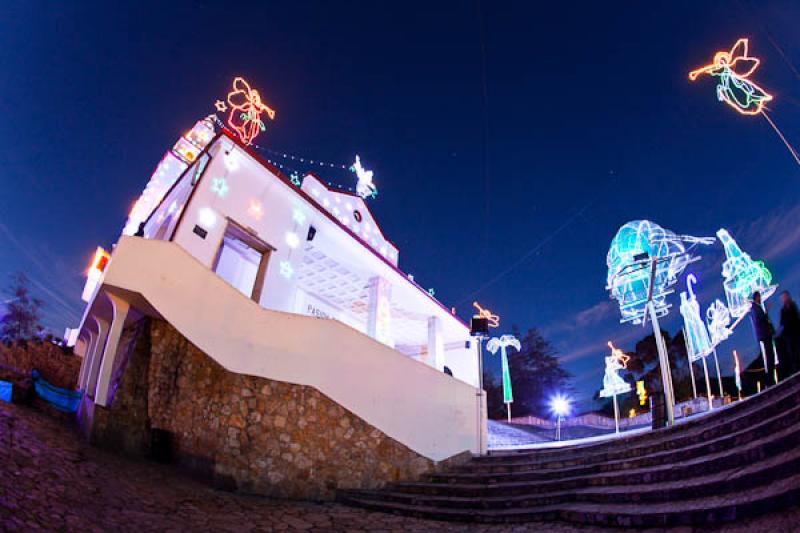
top-left (2, 403), bottom-right (800, 532)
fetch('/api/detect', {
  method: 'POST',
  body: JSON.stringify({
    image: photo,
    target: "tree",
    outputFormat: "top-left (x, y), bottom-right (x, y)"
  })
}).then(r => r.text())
top-left (1, 272), bottom-right (44, 342)
top-left (483, 326), bottom-right (571, 419)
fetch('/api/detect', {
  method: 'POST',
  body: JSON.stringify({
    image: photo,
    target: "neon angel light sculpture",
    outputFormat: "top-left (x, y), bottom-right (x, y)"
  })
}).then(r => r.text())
top-left (226, 77), bottom-right (276, 145)
top-left (689, 38), bottom-right (773, 116)
top-left (599, 341), bottom-right (632, 398)
top-left (606, 220), bottom-right (714, 324)
top-left (706, 299), bottom-right (732, 347)
top-left (352, 155), bottom-right (377, 199)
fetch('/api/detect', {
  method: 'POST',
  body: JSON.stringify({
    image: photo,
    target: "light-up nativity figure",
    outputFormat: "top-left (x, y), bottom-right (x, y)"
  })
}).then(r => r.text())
top-left (680, 274), bottom-right (715, 410)
top-left (606, 220), bottom-right (714, 426)
top-left (689, 38), bottom-right (772, 117)
top-left (352, 155), bottom-right (377, 199)
top-left (599, 341), bottom-right (632, 433)
top-left (486, 334), bottom-right (521, 423)
top-left (718, 229), bottom-right (776, 319)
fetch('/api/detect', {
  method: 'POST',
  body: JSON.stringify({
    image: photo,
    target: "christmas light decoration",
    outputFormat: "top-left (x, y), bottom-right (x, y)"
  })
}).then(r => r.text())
top-left (606, 220), bottom-right (714, 324)
top-left (197, 207), bottom-right (217, 228)
top-left (292, 208), bottom-right (306, 225)
top-left (689, 38), bottom-right (773, 116)
top-left (472, 301), bottom-right (499, 328)
top-left (680, 274), bottom-right (713, 361)
top-left (706, 299), bottom-right (732, 346)
top-left (214, 100), bottom-right (228, 112)
top-left (285, 231), bottom-right (299, 249)
top-left (280, 261), bottom-right (294, 279)
top-left (486, 335), bottom-right (521, 421)
top-left (351, 155), bottom-right (377, 199)
top-left (599, 341), bottom-right (632, 398)
top-left (226, 77), bottom-right (275, 145)
top-left (211, 177), bottom-right (229, 198)
top-left (636, 380), bottom-right (647, 406)
top-left (717, 229), bottom-right (776, 318)
top-left (248, 200), bottom-right (264, 220)
top-left (733, 349), bottom-right (742, 394)
top-left (290, 172), bottom-right (301, 187)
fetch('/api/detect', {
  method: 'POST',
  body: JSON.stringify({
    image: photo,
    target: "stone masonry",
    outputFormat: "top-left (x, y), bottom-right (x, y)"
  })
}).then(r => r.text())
top-left (87, 318), bottom-right (469, 500)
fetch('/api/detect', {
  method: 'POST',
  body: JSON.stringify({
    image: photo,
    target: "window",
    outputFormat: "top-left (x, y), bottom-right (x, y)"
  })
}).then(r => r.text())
top-left (213, 221), bottom-right (273, 302)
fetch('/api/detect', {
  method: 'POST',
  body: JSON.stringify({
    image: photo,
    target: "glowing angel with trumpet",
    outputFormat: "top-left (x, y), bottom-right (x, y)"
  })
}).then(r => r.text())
top-left (226, 77), bottom-right (276, 145)
top-left (689, 38), bottom-right (772, 116)
top-left (473, 301), bottom-right (500, 329)
top-left (600, 341), bottom-right (632, 398)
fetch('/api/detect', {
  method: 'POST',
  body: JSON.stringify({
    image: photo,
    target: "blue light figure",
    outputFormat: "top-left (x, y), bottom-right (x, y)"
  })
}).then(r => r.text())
top-left (680, 274), bottom-right (712, 362)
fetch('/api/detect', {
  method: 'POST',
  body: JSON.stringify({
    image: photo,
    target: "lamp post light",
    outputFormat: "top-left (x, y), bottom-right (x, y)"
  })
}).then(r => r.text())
top-left (550, 394), bottom-right (571, 441)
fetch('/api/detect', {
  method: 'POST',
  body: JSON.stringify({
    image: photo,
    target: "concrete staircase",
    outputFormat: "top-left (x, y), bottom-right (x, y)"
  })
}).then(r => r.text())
top-left (339, 372), bottom-right (800, 527)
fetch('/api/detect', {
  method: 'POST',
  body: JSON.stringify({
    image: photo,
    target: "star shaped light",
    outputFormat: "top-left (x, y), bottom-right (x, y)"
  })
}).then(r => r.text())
top-left (211, 177), bottom-right (229, 198)
top-left (215, 100), bottom-right (228, 112)
top-left (280, 261), bottom-right (294, 279)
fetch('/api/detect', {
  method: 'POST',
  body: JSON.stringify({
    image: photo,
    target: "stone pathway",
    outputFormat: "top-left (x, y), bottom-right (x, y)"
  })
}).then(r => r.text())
top-left (1, 402), bottom-right (799, 532)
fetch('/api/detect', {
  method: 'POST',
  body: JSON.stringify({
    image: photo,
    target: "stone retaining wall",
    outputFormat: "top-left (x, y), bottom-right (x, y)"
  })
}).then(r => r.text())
top-left (0, 341), bottom-right (80, 389)
top-left (87, 319), bottom-right (468, 500)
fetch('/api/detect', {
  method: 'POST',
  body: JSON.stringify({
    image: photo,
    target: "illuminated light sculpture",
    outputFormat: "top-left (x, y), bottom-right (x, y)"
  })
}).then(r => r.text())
top-left (290, 172), bottom-right (302, 187)
top-left (486, 334), bottom-right (521, 422)
top-left (473, 301), bottom-right (500, 328)
top-left (680, 275), bottom-right (713, 362)
top-left (636, 380), bottom-right (647, 406)
top-left (680, 274), bottom-right (715, 410)
top-left (226, 77), bottom-right (276, 145)
top-left (600, 341), bottom-right (632, 433)
top-left (352, 155), bottom-right (377, 199)
top-left (172, 117), bottom-right (216, 164)
top-left (718, 228), bottom-right (776, 319)
top-left (214, 100), bottom-right (228, 112)
top-left (689, 38), bottom-right (773, 116)
top-left (706, 299), bottom-right (732, 346)
top-left (606, 220), bottom-right (714, 426)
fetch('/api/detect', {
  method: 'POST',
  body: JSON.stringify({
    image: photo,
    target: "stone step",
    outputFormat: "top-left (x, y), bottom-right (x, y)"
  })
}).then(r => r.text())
top-left (341, 472), bottom-right (800, 526)
top-left (479, 373), bottom-right (800, 466)
top-left (458, 401), bottom-right (800, 476)
top-left (398, 420), bottom-right (800, 496)
top-left (345, 444), bottom-right (800, 510)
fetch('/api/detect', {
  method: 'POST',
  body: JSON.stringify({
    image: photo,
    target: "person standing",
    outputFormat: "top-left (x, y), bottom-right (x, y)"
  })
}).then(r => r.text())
top-left (750, 291), bottom-right (777, 387)
top-left (777, 291), bottom-right (800, 378)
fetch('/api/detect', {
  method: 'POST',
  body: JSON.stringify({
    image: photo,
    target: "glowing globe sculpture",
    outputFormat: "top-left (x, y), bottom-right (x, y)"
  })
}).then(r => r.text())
top-left (717, 229), bottom-right (776, 318)
top-left (606, 221), bottom-right (712, 324)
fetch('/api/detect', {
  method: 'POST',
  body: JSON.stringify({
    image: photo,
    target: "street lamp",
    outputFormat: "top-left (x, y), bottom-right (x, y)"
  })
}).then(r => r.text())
top-left (550, 394), bottom-right (571, 441)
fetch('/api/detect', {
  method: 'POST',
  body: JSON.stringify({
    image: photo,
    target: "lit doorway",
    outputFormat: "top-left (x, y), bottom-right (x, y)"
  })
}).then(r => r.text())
top-left (213, 221), bottom-right (272, 302)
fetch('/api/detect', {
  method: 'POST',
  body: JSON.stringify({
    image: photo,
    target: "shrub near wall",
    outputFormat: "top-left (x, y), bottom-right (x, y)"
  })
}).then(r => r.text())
top-left (0, 341), bottom-right (81, 390)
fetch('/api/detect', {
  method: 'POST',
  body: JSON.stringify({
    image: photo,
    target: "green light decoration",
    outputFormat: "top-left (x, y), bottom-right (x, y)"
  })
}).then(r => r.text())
top-left (486, 335), bottom-right (521, 406)
top-left (290, 172), bottom-right (301, 187)
top-left (717, 229), bottom-right (776, 318)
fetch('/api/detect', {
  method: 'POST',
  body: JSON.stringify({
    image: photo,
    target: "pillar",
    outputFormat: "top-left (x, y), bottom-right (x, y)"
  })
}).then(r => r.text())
top-left (94, 293), bottom-right (130, 407)
top-left (427, 316), bottom-right (445, 371)
top-left (77, 331), bottom-right (95, 390)
top-left (367, 276), bottom-right (393, 347)
top-left (85, 317), bottom-right (110, 399)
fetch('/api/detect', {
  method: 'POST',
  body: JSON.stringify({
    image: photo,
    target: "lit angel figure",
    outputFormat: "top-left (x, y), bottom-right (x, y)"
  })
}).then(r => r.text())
top-left (689, 38), bottom-right (773, 116)
top-left (680, 274), bottom-right (713, 361)
top-left (599, 341), bottom-right (632, 399)
top-left (486, 334), bottom-right (521, 422)
top-left (352, 155), bottom-right (377, 199)
top-left (226, 77), bottom-right (276, 145)
top-left (706, 299), bottom-right (732, 346)
top-left (599, 341), bottom-right (632, 433)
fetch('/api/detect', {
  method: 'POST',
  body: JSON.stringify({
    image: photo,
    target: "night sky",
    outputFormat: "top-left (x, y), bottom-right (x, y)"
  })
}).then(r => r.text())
top-left (2, 1), bottom-right (799, 411)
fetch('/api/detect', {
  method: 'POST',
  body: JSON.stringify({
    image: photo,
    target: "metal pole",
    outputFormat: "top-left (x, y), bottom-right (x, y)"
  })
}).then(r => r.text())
top-left (506, 403), bottom-right (511, 423)
top-left (649, 302), bottom-right (675, 426)
top-left (613, 392), bottom-right (619, 434)
top-left (476, 337), bottom-right (484, 454)
top-left (712, 348), bottom-right (724, 399)
top-left (684, 328), bottom-right (697, 399)
top-left (702, 356), bottom-right (713, 411)
top-left (556, 414), bottom-right (561, 441)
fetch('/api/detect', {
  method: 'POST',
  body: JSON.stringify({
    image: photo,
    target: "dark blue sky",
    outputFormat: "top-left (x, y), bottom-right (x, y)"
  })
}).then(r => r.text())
top-left (2, 1), bottom-right (799, 410)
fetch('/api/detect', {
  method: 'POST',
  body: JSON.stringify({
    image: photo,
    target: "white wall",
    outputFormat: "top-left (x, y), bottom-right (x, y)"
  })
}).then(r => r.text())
top-left (102, 237), bottom-right (486, 460)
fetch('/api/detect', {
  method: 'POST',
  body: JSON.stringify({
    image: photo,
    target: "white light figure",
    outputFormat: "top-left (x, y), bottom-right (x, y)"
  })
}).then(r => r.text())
top-left (486, 334), bottom-right (521, 423)
top-left (680, 275), bottom-right (713, 362)
top-left (352, 155), bottom-right (377, 199)
top-left (599, 341), bottom-right (632, 434)
top-left (717, 229), bottom-right (776, 318)
top-left (680, 274), bottom-right (715, 410)
top-left (706, 299), bottom-right (732, 346)
top-left (606, 220), bottom-right (714, 427)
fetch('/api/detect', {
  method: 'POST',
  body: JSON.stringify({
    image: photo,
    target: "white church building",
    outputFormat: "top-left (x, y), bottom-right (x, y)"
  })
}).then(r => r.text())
top-left (72, 114), bottom-right (486, 467)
